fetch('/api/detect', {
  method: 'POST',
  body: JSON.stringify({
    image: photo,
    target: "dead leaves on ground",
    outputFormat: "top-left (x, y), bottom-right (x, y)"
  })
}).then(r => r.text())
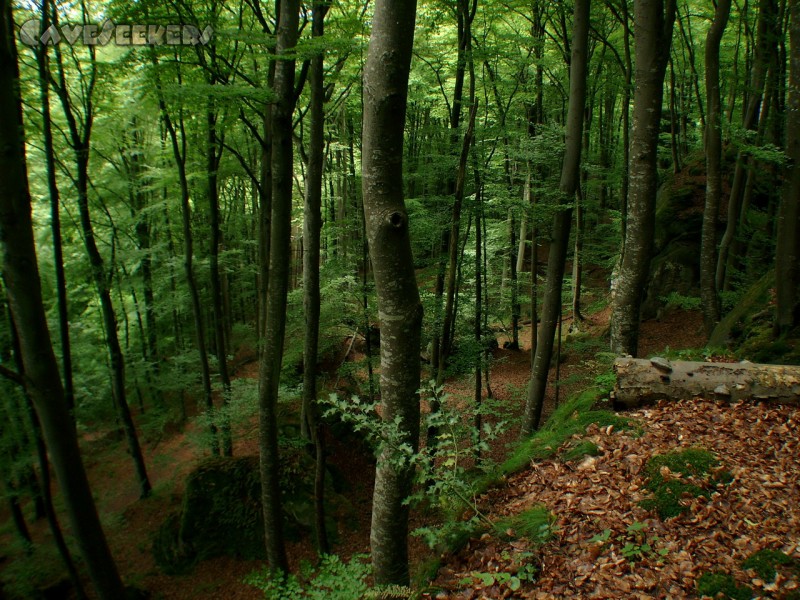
top-left (428, 399), bottom-right (800, 599)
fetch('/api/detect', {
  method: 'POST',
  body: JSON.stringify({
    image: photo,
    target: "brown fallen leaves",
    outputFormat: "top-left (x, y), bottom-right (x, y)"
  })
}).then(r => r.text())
top-left (428, 399), bottom-right (800, 599)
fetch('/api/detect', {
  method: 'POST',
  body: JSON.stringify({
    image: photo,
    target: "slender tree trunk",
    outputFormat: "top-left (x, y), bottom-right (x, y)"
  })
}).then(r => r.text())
top-left (207, 106), bottom-right (234, 456)
top-left (775, 0), bottom-right (800, 332)
top-left (303, 0), bottom-right (330, 555)
top-left (52, 34), bottom-right (151, 498)
top-left (259, 0), bottom-right (299, 572)
top-left (362, 0), bottom-right (421, 585)
top-left (35, 7), bottom-right (73, 416)
top-left (0, 3), bottom-right (126, 593)
top-left (522, 0), bottom-right (591, 435)
top-left (610, 0), bottom-right (678, 356)
top-left (700, 0), bottom-right (732, 334)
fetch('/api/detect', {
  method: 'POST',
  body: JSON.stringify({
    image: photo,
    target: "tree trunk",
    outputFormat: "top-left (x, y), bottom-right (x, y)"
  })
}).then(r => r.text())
top-left (700, 0), bottom-right (732, 335)
top-left (303, 0), bottom-right (330, 555)
top-left (259, 0), bottom-right (299, 573)
top-left (52, 27), bottom-right (151, 498)
top-left (612, 357), bottom-right (800, 408)
top-left (362, 0), bottom-right (421, 585)
top-left (207, 106), bottom-right (234, 456)
top-left (775, 0), bottom-right (800, 332)
top-left (610, 0), bottom-right (678, 356)
top-left (0, 2), bottom-right (126, 594)
top-left (522, 0), bottom-right (591, 435)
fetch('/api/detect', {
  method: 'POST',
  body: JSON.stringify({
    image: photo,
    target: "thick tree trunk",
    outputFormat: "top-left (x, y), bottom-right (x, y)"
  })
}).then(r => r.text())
top-left (259, 0), bottom-right (299, 573)
top-left (0, 3), bottom-right (126, 594)
top-left (775, 0), bottom-right (800, 333)
top-left (362, 0), bottom-right (421, 585)
top-left (522, 0), bottom-right (590, 435)
top-left (610, 0), bottom-right (677, 356)
top-left (612, 357), bottom-right (800, 408)
top-left (700, 0), bottom-right (733, 335)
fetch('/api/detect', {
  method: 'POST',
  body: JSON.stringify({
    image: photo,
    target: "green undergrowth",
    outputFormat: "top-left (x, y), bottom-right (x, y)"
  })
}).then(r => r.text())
top-left (741, 549), bottom-right (796, 582)
top-left (425, 387), bottom-right (634, 559)
top-left (486, 387), bottom-right (634, 489)
top-left (640, 448), bottom-right (732, 519)
top-left (494, 505), bottom-right (554, 545)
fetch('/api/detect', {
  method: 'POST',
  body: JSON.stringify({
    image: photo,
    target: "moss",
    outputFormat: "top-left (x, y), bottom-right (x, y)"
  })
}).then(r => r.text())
top-left (494, 505), bottom-right (553, 545)
top-left (562, 440), bottom-right (599, 462)
top-left (741, 549), bottom-right (794, 582)
top-left (696, 571), bottom-right (752, 600)
top-left (640, 448), bottom-right (729, 519)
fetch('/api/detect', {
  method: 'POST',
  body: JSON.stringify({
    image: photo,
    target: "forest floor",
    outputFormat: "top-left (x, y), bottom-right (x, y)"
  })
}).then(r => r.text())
top-left (2, 305), bottom-right (799, 599)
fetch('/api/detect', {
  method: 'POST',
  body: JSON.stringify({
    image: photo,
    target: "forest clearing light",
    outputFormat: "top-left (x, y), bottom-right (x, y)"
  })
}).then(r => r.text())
top-left (18, 20), bottom-right (213, 46)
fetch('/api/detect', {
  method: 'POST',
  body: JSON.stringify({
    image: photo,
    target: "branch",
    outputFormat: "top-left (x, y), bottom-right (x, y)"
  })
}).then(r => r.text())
top-left (0, 364), bottom-right (24, 387)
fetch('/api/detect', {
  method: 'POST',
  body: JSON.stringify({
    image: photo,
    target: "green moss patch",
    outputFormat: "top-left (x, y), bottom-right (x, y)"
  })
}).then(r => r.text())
top-left (696, 571), bottom-right (752, 600)
top-left (640, 448), bottom-right (730, 519)
top-left (742, 549), bottom-right (795, 582)
top-left (562, 440), bottom-right (600, 462)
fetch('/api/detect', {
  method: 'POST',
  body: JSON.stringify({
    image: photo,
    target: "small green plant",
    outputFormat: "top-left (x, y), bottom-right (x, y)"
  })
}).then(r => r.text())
top-left (588, 522), bottom-right (668, 565)
top-left (459, 551), bottom-right (538, 593)
top-left (640, 448), bottom-right (730, 519)
top-left (741, 549), bottom-right (794, 582)
top-left (696, 571), bottom-right (752, 600)
top-left (593, 371), bottom-right (616, 395)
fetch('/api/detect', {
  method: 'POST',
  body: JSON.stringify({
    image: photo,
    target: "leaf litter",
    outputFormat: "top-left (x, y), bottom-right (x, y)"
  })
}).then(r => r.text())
top-left (428, 398), bottom-right (800, 599)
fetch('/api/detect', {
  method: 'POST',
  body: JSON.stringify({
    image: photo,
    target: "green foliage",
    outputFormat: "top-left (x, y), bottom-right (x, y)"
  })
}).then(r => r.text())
top-left (741, 549), bottom-right (795, 582)
top-left (245, 554), bottom-right (413, 600)
top-left (458, 549), bottom-right (539, 593)
top-left (696, 571), bottom-right (752, 600)
top-left (0, 538), bottom-right (77, 599)
top-left (660, 292), bottom-right (702, 311)
top-left (492, 388), bottom-right (633, 486)
top-left (640, 448), bottom-right (730, 519)
top-left (588, 522), bottom-right (669, 565)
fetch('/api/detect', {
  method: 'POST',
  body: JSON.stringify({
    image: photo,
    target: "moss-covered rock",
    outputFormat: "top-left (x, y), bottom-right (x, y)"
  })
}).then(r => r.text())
top-left (153, 449), bottom-right (351, 573)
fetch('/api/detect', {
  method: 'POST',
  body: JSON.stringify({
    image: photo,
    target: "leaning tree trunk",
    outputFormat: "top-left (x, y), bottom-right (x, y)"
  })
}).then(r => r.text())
top-left (522, 0), bottom-right (591, 435)
top-left (362, 0), bottom-right (422, 585)
top-left (775, 0), bottom-right (800, 333)
top-left (612, 357), bottom-right (800, 408)
top-left (258, 0), bottom-right (299, 573)
top-left (700, 0), bottom-right (733, 335)
top-left (0, 3), bottom-right (126, 595)
top-left (610, 0), bottom-right (678, 356)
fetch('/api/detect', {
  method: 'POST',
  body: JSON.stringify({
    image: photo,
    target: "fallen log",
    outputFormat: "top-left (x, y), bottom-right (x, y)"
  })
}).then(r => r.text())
top-left (612, 357), bottom-right (800, 409)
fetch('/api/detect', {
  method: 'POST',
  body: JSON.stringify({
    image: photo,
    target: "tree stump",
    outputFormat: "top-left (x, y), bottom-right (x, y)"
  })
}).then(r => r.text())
top-left (612, 357), bottom-right (800, 408)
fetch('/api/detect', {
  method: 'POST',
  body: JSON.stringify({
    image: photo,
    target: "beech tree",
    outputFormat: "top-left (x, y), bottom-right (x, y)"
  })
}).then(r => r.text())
top-left (522, 0), bottom-right (591, 434)
top-left (362, 0), bottom-right (422, 584)
top-left (610, 0), bottom-right (677, 356)
top-left (0, 0), bottom-right (126, 596)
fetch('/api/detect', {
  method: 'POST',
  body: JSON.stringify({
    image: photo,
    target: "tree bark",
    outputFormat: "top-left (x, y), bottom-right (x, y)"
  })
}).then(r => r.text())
top-left (700, 0), bottom-right (733, 335)
top-left (51, 13), bottom-right (151, 498)
top-left (259, 0), bottom-right (299, 573)
top-left (362, 0), bottom-right (421, 585)
top-left (610, 0), bottom-right (678, 356)
top-left (0, 2), bottom-right (126, 594)
top-left (612, 357), bottom-right (800, 408)
top-left (303, 0), bottom-right (330, 556)
top-left (522, 0), bottom-right (591, 435)
top-left (775, 0), bottom-right (800, 333)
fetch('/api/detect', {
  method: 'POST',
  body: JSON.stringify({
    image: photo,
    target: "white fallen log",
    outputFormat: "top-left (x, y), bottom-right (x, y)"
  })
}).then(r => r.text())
top-left (612, 357), bottom-right (800, 409)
